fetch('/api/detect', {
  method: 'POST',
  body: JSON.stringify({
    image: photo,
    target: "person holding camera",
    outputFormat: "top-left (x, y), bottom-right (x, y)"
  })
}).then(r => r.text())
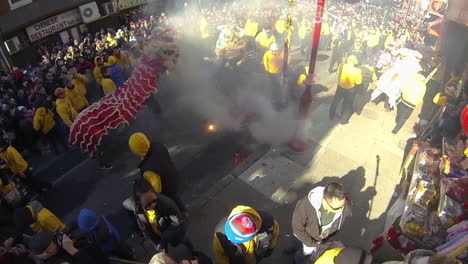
top-left (28, 231), bottom-right (109, 264)
top-left (132, 178), bottom-right (189, 253)
top-left (213, 205), bottom-right (279, 264)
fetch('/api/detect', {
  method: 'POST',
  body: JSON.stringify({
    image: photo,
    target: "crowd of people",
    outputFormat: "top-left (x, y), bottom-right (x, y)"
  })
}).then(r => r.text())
top-left (0, 0), bottom-right (466, 264)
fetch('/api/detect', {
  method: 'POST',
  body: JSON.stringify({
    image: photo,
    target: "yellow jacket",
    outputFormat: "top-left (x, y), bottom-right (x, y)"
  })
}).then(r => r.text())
top-left (200, 16), bottom-right (210, 39)
top-left (93, 57), bottom-right (104, 85)
top-left (402, 74), bottom-right (427, 106)
top-left (275, 19), bottom-right (285, 34)
top-left (0, 146), bottom-right (28, 175)
top-left (107, 36), bottom-right (117, 48)
top-left (0, 178), bottom-right (15, 195)
top-left (56, 98), bottom-right (78, 127)
top-left (69, 74), bottom-right (88, 96)
top-left (384, 34), bottom-right (395, 50)
top-left (321, 23), bottom-right (331, 35)
top-left (365, 30), bottom-right (380, 48)
top-left (256, 32), bottom-right (276, 49)
top-left (337, 62), bottom-right (362, 89)
top-left (245, 19), bottom-right (259, 37)
top-left (298, 22), bottom-right (311, 40)
top-left (263, 51), bottom-right (284, 74)
top-left (102, 78), bottom-right (117, 96)
top-left (213, 205), bottom-right (279, 264)
top-left (27, 201), bottom-right (65, 233)
top-left (33, 107), bottom-right (56, 135)
top-left (66, 87), bottom-right (88, 112)
top-left (314, 248), bottom-right (343, 264)
top-left (116, 52), bottom-right (130, 70)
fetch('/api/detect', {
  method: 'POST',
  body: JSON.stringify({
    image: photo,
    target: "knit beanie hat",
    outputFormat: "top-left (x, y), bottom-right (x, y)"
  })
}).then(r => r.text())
top-left (129, 132), bottom-right (150, 159)
top-left (224, 213), bottom-right (258, 243)
top-left (334, 247), bottom-right (372, 264)
top-left (78, 208), bottom-right (100, 233)
top-left (28, 231), bottom-right (55, 254)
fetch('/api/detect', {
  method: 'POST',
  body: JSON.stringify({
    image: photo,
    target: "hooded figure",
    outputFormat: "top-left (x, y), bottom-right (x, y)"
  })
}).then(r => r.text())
top-left (292, 184), bottom-right (352, 263)
top-left (213, 205), bottom-right (279, 264)
top-left (78, 209), bottom-right (123, 255)
top-left (128, 133), bottom-right (183, 210)
top-left (107, 56), bottom-right (124, 88)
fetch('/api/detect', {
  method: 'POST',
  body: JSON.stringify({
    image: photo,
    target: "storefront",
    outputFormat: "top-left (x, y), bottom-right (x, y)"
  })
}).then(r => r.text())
top-left (4, 7), bottom-right (89, 66)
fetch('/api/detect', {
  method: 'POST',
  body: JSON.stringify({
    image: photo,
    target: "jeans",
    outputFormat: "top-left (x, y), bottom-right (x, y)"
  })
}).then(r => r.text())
top-left (393, 101), bottom-right (414, 134)
top-left (329, 86), bottom-right (355, 123)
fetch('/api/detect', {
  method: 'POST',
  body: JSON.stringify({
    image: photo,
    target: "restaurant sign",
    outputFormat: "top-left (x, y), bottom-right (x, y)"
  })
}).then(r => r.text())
top-left (118, 0), bottom-right (155, 10)
top-left (25, 9), bottom-right (83, 42)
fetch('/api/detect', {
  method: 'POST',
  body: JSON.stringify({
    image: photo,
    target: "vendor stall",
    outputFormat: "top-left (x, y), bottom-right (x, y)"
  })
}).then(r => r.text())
top-left (372, 140), bottom-right (468, 263)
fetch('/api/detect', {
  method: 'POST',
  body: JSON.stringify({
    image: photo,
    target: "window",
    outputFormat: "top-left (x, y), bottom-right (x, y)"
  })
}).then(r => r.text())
top-left (8, 0), bottom-right (33, 10)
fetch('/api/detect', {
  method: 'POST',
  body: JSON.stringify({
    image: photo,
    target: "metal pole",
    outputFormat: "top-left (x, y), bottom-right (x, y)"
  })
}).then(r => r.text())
top-left (288, 0), bottom-right (326, 152)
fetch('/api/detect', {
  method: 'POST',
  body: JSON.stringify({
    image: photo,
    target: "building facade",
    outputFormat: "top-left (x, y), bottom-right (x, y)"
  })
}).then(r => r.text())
top-left (0, 0), bottom-right (167, 69)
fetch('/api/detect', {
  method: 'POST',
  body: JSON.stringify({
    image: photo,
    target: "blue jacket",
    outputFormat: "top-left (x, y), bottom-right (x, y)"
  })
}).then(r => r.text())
top-left (108, 64), bottom-right (124, 88)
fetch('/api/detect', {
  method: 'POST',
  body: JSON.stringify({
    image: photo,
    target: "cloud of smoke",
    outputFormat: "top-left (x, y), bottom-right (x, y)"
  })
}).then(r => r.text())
top-left (144, 0), bottom-right (299, 146)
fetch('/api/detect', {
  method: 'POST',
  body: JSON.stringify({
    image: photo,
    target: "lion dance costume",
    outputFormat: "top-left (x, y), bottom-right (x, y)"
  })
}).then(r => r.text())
top-left (69, 30), bottom-right (179, 153)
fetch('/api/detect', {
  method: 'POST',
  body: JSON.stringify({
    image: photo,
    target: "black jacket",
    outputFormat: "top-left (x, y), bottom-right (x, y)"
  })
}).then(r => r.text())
top-left (139, 141), bottom-right (180, 196)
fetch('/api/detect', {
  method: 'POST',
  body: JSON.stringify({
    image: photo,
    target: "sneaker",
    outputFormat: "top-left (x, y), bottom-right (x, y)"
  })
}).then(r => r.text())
top-left (99, 164), bottom-right (113, 170)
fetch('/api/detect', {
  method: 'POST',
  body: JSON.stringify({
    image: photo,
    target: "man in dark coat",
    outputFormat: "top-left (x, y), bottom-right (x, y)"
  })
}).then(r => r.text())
top-left (292, 182), bottom-right (352, 264)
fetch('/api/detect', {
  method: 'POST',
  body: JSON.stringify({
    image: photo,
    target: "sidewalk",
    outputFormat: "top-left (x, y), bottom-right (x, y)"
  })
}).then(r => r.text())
top-left (186, 88), bottom-right (418, 262)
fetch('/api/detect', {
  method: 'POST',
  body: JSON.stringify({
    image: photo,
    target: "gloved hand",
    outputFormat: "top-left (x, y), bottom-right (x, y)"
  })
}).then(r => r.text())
top-left (169, 215), bottom-right (180, 227)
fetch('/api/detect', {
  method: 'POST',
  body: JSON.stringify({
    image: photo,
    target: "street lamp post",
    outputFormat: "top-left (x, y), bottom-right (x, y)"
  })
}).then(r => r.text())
top-left (288, 0), bottom-right (326, 152)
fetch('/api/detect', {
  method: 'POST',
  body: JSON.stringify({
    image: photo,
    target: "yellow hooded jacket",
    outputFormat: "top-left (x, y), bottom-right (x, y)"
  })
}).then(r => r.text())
top-left (56, 98), bottom-right (78, 127)
top-left (69, 74), bottom-right (88, 96)
top-left (365, 30), bottom-right (380, 48)
top-left (0, 177), bottom-right (15, 195)
top-left (337, 59), bottom-right (362, 89)
top-left (402, 74), bottom-right (427, 107)
top-left (93, 57), bottom-right (104, 85)
top-left (213, 205), bottom-right (279, 264)
top-left (66, 87), bottom-right (88, 112)
top-left (129, 132), bottom-right (150, 159)
top-left (33, 107), bottom-right (56, 135)
top-left (245, 19), bottom-right (259, 37)
top-left (0, 145), bottom-right (28, 175)
top-left (256, 32), bottom-right (276, 49)
top-left (314, 248), bottom-right (344, 264)
top-left (200, 16), bottom-right (210, 39)
top-left (26, 201), bottom-right (65, 233)
top-left (102, 78), bottom-right (117, 96)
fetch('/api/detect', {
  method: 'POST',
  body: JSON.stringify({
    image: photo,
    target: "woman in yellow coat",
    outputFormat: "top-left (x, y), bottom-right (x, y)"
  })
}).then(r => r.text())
top-left (213, 205), bottom-right (279, 264)
top-left (55, 88), bottom-right (78, 128)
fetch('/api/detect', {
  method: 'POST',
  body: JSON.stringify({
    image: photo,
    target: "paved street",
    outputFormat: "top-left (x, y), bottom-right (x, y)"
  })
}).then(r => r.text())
top-left (20, 49), bottom-right (419, 263)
